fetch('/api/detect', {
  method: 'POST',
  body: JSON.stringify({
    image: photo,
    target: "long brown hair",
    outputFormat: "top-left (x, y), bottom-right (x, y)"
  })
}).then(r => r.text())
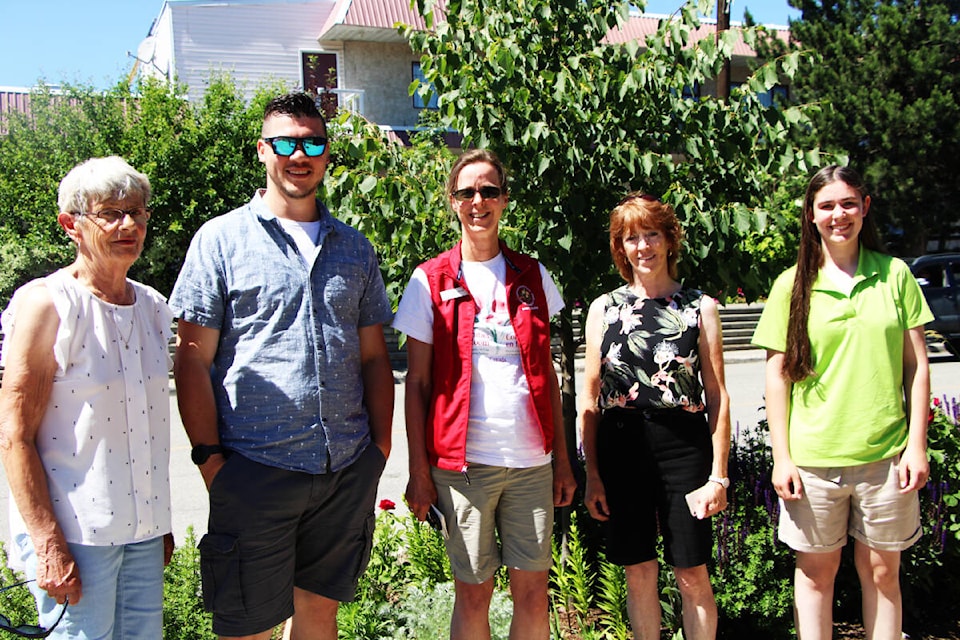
top-left (783, 165), bottom-right (884, 382)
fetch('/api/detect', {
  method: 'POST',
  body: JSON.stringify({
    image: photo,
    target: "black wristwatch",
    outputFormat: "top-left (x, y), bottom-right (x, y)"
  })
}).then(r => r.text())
top-left (191, 444), bottom-right (226, 465)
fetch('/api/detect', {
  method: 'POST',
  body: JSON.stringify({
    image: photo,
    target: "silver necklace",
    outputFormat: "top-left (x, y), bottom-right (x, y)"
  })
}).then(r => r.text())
top-left (110, 305), bottom-right (135, 350)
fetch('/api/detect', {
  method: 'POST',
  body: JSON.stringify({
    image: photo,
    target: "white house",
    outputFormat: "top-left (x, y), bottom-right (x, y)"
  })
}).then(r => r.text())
top-left (136, 0), bottom-right (341, 102)
top-left (135, 0), bottom-right (789, 138)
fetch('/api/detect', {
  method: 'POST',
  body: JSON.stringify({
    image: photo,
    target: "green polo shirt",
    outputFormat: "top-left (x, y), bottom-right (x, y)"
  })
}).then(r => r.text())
top-left (752, 248), bottom-right (933, 467)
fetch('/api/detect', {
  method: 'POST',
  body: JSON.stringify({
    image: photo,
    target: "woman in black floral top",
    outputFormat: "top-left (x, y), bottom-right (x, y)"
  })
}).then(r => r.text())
top-left (580, 193), bottom-right (731, 640)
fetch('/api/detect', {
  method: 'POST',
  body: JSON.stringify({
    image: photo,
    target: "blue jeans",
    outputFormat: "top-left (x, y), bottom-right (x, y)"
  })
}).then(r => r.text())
top-left (14, 533), bottom-right (164, 640)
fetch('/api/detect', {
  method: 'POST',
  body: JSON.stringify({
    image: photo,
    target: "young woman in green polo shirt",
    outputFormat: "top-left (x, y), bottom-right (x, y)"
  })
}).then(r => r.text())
top-left (752, 165), bottom-right (933, 640)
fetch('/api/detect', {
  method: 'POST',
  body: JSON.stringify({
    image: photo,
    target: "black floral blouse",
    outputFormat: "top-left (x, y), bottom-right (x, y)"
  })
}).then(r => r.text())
top-left (597, 285), bottom-right (705, 413)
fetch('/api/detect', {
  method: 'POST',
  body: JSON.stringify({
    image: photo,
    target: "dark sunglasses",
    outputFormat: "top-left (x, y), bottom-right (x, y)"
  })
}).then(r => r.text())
top-left (263, 136), bottom-right (328, 157)
top-left (0, 580), bottom-right (68, 638)
top-left (451, 186), bottom-right (503, 202)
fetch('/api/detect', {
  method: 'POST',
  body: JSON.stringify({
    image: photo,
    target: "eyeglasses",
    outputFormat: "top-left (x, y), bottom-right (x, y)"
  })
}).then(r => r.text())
top-left (76, 207), bottom-right (152, 226)
top-left (263, 136), bottom-right (328, 157)
top-left (451, 186), bottom-right (503, 202)
top-left (0, 580), bottom-right (68, 638)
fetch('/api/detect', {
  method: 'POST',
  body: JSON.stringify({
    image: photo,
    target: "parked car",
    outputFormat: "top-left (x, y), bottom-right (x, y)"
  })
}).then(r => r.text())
top-left (910, 253), bottom-right (960, 356)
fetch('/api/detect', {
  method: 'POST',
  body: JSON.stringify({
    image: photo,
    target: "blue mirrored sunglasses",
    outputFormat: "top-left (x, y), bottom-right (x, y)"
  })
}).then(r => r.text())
top-left (263, 136), bottom-right (328, 157)
top-left (0, 580), bottom-right (68, 638)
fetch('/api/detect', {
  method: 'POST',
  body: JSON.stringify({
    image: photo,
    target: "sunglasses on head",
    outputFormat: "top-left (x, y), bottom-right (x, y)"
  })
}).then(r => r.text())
top-left (0, 580), bottom-right (68, 638)
top-left (451, 186), bottom-right (503, 202)
top-left (263, 136), bottom-right (328, 157)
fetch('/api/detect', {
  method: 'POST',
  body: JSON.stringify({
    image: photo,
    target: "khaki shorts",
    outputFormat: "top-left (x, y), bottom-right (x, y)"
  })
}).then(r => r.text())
top-left (431, 463), bottom-right (554, 584)
top-left (778, 456), bottom-right (921, 553)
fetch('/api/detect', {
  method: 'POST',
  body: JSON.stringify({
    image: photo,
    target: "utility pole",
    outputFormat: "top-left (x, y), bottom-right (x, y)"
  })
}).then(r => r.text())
top-left (717, 0), bottom-right (731, 102)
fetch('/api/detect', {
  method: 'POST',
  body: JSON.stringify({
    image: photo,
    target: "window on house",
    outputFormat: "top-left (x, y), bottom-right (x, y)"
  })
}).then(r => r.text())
top-left (730, 82), bottom-right (789, 107)
top-left (412, 62), bottom-right (439, 110)
top-left (759, 84), bottom-right (789, 107)
top-left (301, 52), bottom-right (339, 118)
top-left (682, 82), bottom-right (701, 100)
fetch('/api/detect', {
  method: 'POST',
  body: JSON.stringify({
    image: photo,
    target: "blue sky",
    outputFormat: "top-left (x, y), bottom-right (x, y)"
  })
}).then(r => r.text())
top-left (644, 0), bottom-right (800, 25)
top-left (0, 0), bottom-right (800, 90)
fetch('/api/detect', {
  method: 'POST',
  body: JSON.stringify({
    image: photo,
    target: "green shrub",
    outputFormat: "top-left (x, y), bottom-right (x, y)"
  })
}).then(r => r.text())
top-left (900, 395), bottom-right (960, 633)
top-left (394, 580), bottom-right (514, 640)
top-left (163, 527), bottom-right (216, 640)
top-left (712, 420), bottom-right (794, 637)
top-left (0, 542), bottom-right (38, 628)
top-left (0, 229), bottom-right (73, 308)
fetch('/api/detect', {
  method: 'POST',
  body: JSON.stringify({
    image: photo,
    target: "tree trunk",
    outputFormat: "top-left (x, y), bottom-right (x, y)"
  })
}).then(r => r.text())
top-left (554, 308), bottom-right (580, 551)
top-left (717, 0), bottom-right (731, 102)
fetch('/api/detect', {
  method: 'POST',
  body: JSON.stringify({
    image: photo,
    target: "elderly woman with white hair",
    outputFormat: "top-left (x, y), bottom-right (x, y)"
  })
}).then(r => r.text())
top-left (0, 156), bottom-right (173, 639)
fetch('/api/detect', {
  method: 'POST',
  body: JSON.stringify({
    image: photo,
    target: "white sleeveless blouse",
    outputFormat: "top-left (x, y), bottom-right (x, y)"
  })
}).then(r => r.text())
top-left (1, 269), bottom-right (173, 545)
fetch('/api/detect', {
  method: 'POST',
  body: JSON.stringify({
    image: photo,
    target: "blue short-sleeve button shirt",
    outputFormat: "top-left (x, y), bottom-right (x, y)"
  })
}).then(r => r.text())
top-left (169, 193), bottom-right (393, 473)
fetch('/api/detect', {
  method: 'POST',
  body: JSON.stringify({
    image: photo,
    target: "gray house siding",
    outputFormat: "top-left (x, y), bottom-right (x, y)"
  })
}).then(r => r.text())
top-left (340, 41), bottom-right (422, 128)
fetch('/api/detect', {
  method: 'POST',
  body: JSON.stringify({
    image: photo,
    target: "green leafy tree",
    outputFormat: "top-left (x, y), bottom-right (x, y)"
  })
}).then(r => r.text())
top-left (770, 0), bottom-right (960, 255)
top-left (0, 82), bottom-right (130, 306)
top-left (0, 77), bottom-right (272, 304)
top-left (320, 111), bottom-right (460, 307)
top-left (406, 0), bottom-right (818, 448)
top-left (120, 76), bottom-right (270, 294)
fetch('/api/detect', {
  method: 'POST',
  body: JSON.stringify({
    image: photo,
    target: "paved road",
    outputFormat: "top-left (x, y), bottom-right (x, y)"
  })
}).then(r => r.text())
top-left (1, 351), bottom-right (958, 548)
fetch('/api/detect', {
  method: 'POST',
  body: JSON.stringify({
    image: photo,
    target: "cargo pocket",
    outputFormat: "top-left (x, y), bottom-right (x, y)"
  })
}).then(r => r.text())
top-left (198, 533), bottom-right (244, 616)
top-left (354, 511), bottom-right (377, 580)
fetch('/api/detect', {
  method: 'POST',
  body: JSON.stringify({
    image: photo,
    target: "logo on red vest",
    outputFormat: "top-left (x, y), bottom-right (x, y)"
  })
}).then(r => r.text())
top-left (516, 285), bottom-right (537, 309)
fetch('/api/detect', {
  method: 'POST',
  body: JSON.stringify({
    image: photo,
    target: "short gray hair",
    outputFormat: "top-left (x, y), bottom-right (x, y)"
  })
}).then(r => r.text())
top-left (58, 156), bottom-right (151, 214)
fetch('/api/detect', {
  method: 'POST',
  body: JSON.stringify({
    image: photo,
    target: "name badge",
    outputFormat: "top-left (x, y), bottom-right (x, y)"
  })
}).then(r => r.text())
top-left (440, 286), bottom-right (469, 301)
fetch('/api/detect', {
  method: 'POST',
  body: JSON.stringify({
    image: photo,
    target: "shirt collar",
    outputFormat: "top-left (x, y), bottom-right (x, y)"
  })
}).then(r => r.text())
top-left (251, 189), bottom-right (335, 230)
top-left (812, 244), bottom-right (881, 293)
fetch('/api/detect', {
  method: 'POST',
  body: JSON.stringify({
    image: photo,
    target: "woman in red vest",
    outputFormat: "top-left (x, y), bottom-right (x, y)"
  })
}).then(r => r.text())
top-left (393, 149), bottom-right (576, 639)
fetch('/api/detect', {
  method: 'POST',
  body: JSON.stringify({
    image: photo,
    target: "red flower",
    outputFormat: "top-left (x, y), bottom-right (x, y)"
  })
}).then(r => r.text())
top-left (933, 397), bottom-right (942, 407)
top-left (378, 499), bottom-right (396, 511)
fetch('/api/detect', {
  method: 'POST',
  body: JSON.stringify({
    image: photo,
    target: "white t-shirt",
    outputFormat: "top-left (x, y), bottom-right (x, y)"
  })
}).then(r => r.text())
top-left (393, 253), bottom-right (564, 467)
top-left (276, 216), bottom-right (322, 267)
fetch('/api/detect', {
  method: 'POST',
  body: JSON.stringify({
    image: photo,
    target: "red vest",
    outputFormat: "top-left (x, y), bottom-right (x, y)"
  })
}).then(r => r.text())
top-left (420, 241), bottom-right (556, 471)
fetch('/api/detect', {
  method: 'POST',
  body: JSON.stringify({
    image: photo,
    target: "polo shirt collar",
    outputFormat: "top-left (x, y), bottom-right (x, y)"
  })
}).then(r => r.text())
top-left (812, 244), bottom-right (881, 294)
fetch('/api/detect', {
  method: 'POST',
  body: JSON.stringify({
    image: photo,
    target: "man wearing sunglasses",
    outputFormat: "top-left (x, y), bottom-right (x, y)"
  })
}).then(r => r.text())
top-left (170, 92), bottom-right (393, 640)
